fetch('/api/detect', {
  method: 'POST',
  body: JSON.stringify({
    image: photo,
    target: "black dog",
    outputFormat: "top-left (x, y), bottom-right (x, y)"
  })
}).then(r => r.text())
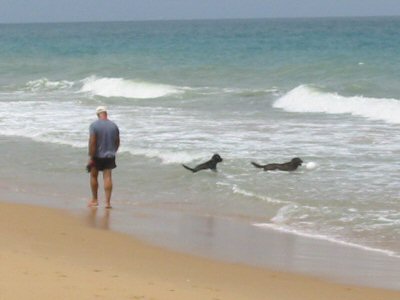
top-left (182, 154), bottom-right (223, 173)
top-left (251, 157), bottom-right (303, 171)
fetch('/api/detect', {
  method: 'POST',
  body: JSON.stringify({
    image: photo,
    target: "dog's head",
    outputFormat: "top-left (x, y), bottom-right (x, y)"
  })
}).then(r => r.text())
top-left (291, 157), bottom-right (303, 166)
top-left (212, 154), bottom-right (223, 162)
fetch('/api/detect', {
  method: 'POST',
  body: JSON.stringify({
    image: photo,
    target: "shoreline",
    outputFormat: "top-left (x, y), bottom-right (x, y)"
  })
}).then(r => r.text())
top-left (2, 177), bottom-right (400, 291)
top-left (0, 137), bottom-right (399, 292)
top-left (97, 204), bottom-right (400, 290)
top-left (1, 200), bottom-right (400, 300)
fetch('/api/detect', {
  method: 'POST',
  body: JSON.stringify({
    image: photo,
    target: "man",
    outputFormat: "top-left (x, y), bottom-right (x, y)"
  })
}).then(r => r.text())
top-left (87, 106), bottom-right (120, 209)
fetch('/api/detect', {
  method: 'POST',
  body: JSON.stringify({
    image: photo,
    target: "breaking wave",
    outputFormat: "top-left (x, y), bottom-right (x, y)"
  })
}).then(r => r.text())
top-left (80, 76), bottom-right (185, 99)
top-left (25, 78), bottom-right (74, 92)
top-left (274, 85), bottom-right (400, 124)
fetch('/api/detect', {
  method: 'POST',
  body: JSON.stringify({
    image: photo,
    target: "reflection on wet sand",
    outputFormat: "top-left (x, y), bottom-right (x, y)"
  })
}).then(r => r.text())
top-left (86, 207), bottom-right (110, 230)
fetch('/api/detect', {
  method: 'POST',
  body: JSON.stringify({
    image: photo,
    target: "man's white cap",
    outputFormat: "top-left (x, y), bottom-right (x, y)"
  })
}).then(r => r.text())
top-left (96, 106), bottom-right (107, 114)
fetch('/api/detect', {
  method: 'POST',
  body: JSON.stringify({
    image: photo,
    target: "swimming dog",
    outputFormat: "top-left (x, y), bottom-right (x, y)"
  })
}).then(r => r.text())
top-left (251, 157), bottom-right (303, 171)
top-left (182, 154), bottom-right (223, 173)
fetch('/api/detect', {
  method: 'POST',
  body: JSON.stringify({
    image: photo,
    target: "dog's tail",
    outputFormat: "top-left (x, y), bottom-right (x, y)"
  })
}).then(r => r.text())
top-left (251, 162), bottom-right (264, 169)
top-left (182, 164), bottom-right (196, 173)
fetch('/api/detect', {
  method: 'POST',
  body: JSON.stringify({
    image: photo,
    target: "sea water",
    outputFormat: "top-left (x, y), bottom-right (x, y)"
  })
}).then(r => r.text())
top-left (1, 17), bottom-right (400, 262)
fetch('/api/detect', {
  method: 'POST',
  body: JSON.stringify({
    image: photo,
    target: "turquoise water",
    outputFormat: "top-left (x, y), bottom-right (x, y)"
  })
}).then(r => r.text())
top-left (2, 17), bottom-right (400, 94)
top-left (1, 17), bottom-right (400, 263)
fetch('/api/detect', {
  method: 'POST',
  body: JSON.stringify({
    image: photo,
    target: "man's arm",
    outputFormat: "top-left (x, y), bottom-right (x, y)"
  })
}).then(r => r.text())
top-left (88, 134), bottom-right (97, 159)
top-left (115, 134), bottom-right (120, 152)
top-left (115, 127), bottom-right (120, 152)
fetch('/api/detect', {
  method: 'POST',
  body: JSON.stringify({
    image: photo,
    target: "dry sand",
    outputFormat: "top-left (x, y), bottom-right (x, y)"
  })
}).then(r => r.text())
top-left (0, 201), bottom-right (399, 300)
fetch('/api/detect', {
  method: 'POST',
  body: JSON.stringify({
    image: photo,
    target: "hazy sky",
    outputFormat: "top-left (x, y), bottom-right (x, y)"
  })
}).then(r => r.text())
top-left (1, 0), bottom-right (400, 23)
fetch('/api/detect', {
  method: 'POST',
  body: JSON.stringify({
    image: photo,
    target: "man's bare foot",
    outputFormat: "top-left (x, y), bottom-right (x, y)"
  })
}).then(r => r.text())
top-left (105, 204), bottom-right (112, 209)
top-left (88, 200), bottom-right (99, 207)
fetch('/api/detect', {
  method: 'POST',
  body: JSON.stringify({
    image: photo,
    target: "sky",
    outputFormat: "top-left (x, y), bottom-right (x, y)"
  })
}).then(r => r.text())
top-left (1, 0), bottom-right (400, 23)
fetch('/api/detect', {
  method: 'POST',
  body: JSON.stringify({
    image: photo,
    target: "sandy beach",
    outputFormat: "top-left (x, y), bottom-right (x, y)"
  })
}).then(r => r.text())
top-left (0, 201), bottom-right (399, 300)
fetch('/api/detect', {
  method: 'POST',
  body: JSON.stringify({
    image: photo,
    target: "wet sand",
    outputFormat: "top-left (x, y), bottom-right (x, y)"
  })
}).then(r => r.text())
top-left (1, 201), bottom-right (399, 300)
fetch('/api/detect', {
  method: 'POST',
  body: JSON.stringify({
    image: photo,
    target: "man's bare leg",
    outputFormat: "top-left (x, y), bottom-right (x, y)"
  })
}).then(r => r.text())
top-left (103, 169), bottom-right (113, 209)
top-left (89, 168), bottom-right (99, 207)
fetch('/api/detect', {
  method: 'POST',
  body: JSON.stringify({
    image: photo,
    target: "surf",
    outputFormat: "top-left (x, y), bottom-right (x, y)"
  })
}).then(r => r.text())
top-left (80, 76), bottom-right (184, 99)
top-left (273, 85), bottom-right (400, 124)
top-left (25, 78), bottom-right (74, 92)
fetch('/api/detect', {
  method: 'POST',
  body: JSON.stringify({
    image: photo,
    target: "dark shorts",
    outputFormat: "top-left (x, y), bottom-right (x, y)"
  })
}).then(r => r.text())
top-left (93, 157), bottom-right (116, 171)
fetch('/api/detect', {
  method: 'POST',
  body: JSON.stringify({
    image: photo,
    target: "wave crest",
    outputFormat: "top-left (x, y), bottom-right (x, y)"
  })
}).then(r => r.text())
top-left (80, 76), bottom-right (184, 99)
top-left (26, 78), bottom-right (74, 92)
top-left (274, 85), bottom-right (400, 124)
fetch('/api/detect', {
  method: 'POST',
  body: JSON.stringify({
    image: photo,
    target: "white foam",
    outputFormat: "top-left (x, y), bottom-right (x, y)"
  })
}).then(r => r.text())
top-left (126, 148), bottom-right (207, 165)
top-left (253, 222), bottom-right (400, 258)
top-left (0, 98), bottom-right (91, 148)
top-left (232, 185), bottom-right (290, 204)
top-left (25, 78), bottom-right (74, 91)
top-left (273, 85), bottom-right (400, 124)
top-left (305, 161), bottom-right (317, 170)
top-left (271, 204), bottom-right (299, 223)
top-left (222, 87), bottom-right (280, 96)
top-left (80, 76), bottom-right (184, 99)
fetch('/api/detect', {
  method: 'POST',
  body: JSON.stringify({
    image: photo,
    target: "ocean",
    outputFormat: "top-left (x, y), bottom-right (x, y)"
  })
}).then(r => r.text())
top-left (1, 17), bottom-right (400, 282)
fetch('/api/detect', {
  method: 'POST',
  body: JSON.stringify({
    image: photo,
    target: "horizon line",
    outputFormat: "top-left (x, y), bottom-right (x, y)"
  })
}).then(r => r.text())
top-left (1, 14), bottom-right (399, 26)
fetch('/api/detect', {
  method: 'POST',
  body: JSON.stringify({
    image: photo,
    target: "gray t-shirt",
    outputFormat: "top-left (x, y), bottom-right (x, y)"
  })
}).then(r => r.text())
top-left (89, 119), bottom-right (120, 158)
